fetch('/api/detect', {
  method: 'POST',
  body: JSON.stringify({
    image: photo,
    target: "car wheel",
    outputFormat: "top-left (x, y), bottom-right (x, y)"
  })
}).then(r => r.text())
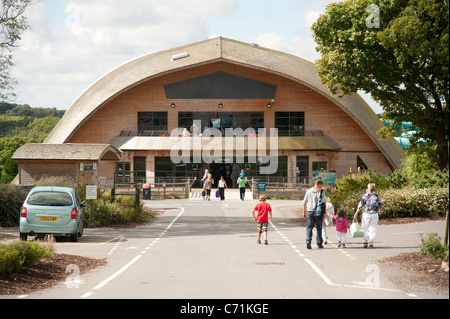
top-left (69, 232), bottom-right (78, 242)
top-left (78, 221), bottom-right (84, 238)
top-left (19, 233), bottom-right (28, 241)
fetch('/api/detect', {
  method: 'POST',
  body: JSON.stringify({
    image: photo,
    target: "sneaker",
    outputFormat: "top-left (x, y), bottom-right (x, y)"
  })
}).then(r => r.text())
top-left (369, 244), bottom-right (374, 248)
top-left (342, 244), bottom-right (346, 248)
top-left (264, 240), bottom-right (268, 245)
top-left (337, 243), bottom-right (342, 248)
top-left (364, 243), bottom-right (368, 248)
top-left (306, 243), bottom-right (311, 249)
top-left (318, 244), bottom-right (324, 249)
top-left (257, 240), bottom-right (261, 244)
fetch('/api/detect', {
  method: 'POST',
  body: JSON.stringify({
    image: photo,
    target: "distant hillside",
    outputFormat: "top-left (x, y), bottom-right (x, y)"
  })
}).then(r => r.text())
top-left (0, 103), bottom-right (65, 182)
top-left (0, 102), bottom-right (65, 137)
top-left (0, 102), bottom-right (65, 117)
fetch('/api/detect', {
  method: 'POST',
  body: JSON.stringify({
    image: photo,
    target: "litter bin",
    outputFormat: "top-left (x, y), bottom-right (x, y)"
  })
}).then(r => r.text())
top-left (143, 184), bottom-right (151, 200)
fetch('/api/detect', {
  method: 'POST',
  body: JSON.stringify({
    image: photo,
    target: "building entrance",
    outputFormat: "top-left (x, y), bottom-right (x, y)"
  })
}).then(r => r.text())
top-left (208, 162), bottom-right (239, 189)
top-left (154, 156), bottom-right (287, 189)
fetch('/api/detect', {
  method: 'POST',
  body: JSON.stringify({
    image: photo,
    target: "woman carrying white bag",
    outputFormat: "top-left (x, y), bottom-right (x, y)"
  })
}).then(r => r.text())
top-left (354, 183), bottom-right (383, 248)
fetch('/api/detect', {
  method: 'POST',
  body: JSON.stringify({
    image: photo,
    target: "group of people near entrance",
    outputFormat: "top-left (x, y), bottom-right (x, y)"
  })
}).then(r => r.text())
top-left (201, 169), bottom-right (382, 248)
top-left (252, 179), bottom-right (382, 248)
top-left (201, 169), bottom-right (248, 201)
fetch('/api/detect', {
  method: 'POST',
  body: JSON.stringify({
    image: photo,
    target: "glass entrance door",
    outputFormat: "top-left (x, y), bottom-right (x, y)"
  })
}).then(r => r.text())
top-left (116, 162), bottom-right (131, 184)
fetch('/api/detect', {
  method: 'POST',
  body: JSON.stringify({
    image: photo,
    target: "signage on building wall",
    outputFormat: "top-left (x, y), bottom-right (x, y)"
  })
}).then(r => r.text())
top-left (80, 163), bottom-right (97, 171)
top-left (312, 171), bottom-right (336, 186)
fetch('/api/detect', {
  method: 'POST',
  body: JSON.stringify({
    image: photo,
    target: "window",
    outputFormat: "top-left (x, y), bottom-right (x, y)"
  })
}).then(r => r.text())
top-left (155, 157), bottom-right (175, 178)
top-left (155, 157), bottom-right (205, 187)
top-left (134, 156), bottom-right (146, 183)
top-left (178, 112), bottom-right (264, 133)
top-left (164, 72), bottom-right (277, 99)
top-left (27, 192), bottom-right (73, 206)
top-left (259, 156), bottom-right (288, 179)
top-left (312, 161), bottom-right (327, 171)
top-left (296, 156), bottom-right (309, 184)
top-left (138, 112), bottom-right (168, 135)
top-left (275, 112), bottom-right (305, 136)
top-left (116, 162), bottom-right (130, 183)
top-left (357, 155), bottom-right (368, 171)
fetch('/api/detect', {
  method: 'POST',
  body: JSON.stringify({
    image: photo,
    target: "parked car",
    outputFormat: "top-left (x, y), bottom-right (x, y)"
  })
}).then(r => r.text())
top-left (19, 186), bottom-right (86, 242)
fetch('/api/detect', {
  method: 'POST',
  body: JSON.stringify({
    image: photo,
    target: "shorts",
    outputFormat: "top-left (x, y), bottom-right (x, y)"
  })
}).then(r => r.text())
top-left (257, 222), bottom-right (268, 233)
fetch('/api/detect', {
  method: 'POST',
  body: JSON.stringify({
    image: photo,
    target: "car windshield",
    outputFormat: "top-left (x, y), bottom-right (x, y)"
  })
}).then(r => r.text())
top-left (27, 191), bottom-right (73, 206)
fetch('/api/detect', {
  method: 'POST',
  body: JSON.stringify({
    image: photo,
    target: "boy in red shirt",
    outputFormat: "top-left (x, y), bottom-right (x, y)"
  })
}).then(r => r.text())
top-left (252, 195), bottom-right (272, 245)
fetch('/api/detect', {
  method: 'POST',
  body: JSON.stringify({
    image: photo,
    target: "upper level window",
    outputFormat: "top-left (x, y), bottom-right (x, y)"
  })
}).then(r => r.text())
top-left (164, 72), bottom-right (277, 100)
top-left (275, 112), bottom-right (305, 136)
top-left (178, 112), bottom-right (264, 134)
top-left (138, 112), bottom-right (168, 135)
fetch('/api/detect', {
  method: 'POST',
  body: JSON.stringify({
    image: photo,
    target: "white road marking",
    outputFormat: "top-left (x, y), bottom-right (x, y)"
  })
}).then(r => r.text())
top-left (269, 220), bottom-right (400, 293)
top-left (81, 207), bottom-right (185, 298)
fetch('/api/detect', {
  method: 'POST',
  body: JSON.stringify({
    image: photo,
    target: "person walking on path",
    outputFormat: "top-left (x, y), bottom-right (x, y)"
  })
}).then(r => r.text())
top-left (331, 209), bottom-right (350, 248)
top-left (203, 174), bottom-right (213, 201)
top-left (322, 197), bottom-right (335, 244)
top-left (252, 195), bottom-right (272, 245)
top-left (302, 179), bottom-right (327, 249)
top-left (237, 174), bottom-right (247, 201)
top-left (218, 176), bottom-right (228, 201)
top-left (354, 183), bottom-right (382, 248)
top-left (201, 169), bottom-right (210, 185)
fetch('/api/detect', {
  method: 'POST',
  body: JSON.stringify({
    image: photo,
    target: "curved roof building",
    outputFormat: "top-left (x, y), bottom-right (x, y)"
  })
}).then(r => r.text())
top-left (16, 37), bottom-right (404, 187)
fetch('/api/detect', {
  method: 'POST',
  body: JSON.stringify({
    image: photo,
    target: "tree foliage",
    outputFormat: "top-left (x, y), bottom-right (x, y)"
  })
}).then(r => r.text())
top-left (312, 0), bottom-right (449, 169)
top-left (1, 0), bottom-right (36, 101)
top-left (0, 103), bottom-right (64, 182)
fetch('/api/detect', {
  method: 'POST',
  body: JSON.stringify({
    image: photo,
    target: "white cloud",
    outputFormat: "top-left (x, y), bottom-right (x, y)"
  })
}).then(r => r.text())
top-left (10, 0), bottom-right (381, 113)
top-left (251, 32), bottom-right (287, 52)
top-left (304, 11), bottom-right (322, 26)
top-left (12, 0), bottom-right (238, 109)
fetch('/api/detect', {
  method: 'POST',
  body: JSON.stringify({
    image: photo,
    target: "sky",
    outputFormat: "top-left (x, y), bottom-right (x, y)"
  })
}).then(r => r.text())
top-left (11, 0), bottom-right (383, 113)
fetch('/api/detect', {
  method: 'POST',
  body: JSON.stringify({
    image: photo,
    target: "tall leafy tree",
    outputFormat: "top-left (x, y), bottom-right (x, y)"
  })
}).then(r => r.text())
top-left (1, 0), bottom-right (35, 101)
top-left (312, 0), bottom-right (449, 170)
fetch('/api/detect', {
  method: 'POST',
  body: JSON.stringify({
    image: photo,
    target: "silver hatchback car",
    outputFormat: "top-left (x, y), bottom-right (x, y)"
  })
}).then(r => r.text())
top-left (19, 186), bottom-right (86, 242)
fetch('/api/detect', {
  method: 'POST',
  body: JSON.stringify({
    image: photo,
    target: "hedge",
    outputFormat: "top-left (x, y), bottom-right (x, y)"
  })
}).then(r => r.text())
top-left (339, 186), bottom-right (449, 219)
top-left (0, 184), bottom-right (27, 227)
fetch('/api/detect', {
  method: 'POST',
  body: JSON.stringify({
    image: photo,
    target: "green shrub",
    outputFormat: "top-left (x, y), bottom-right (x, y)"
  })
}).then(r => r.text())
top-left (35, 175), bottom-right (78, 188)
top-left (0, 240), bottom-right (54, 275)
top-left (332, 170), bottom-right (406, 210)
top-left (419, 233), bottom-right (449, 262)
top-left (379, 187), bottom-right (449, 218)
top-left (84, 194), bottom-right (149, 227)
top-left (338, 186), bottom-right (449, 219)
top-left (0, 184), bottom-right (27, 227)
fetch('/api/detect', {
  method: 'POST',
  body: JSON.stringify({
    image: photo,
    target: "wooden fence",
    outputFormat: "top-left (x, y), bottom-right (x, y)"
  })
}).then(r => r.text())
top-left (250, 178), bottom-right (309, 200)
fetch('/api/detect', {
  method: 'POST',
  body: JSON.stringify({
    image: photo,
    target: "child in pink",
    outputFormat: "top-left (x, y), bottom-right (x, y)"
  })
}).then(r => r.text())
top-left (331, 209), bottom-right (350, 248)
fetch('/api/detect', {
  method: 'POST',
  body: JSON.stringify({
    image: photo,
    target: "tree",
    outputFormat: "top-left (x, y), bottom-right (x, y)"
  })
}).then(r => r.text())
top-left (1, 0), bottom-right (36, 101)
top-left (311, 0), bottom-right (449, 170)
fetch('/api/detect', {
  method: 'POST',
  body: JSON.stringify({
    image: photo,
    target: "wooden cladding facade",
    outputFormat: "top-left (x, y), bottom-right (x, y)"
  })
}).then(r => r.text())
top-left (65, 61), bottom-right (391, 182)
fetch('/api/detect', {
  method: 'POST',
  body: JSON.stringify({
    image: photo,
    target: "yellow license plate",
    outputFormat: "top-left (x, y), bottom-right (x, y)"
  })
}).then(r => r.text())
top-left (40, 217), bottom-right (58, 222)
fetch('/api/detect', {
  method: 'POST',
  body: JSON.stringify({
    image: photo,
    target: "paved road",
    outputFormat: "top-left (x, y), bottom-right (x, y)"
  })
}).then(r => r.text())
top-left (1, 198), bottom-right (447, 300)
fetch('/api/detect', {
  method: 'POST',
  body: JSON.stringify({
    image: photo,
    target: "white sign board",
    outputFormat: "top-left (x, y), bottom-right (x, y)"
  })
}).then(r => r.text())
top-left (86, 185), bottom-right (98, 200)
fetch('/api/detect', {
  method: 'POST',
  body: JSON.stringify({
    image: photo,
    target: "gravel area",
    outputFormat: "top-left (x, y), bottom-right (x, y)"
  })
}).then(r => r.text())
top-left (0, 253), bottom-right (106, 296)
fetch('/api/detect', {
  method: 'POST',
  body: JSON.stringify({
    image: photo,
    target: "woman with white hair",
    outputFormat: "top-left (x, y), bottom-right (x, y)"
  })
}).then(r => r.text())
top-left (355, 183), bottom-right (382, 248)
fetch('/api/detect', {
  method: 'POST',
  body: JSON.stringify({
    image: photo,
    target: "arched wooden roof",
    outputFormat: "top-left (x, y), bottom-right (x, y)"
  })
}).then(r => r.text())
top-left (45, 37), bottom-right (404, 169)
